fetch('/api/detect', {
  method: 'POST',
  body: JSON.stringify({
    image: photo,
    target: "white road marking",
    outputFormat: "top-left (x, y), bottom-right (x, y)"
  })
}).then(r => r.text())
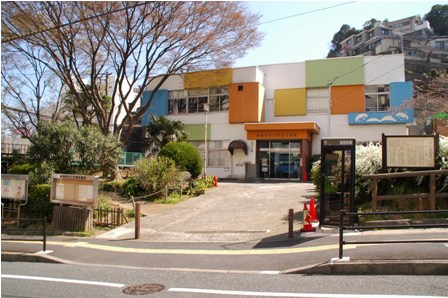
top-left (168, 288), bottom-right (446, 298)
top-left (1, 274), bottom-right (125, 288)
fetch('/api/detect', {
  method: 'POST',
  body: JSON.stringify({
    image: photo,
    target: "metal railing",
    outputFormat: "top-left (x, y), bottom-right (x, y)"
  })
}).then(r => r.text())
top-left (1, 217), bottom-right (48, 252)
top-left (338, 210), bottom-right (448, 259)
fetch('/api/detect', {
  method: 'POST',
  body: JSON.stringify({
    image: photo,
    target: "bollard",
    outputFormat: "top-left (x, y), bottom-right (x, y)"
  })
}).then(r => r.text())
top-left (135, 202), bottom-right (140, 239)
top-left (288, 209), bottom-right (294, 238)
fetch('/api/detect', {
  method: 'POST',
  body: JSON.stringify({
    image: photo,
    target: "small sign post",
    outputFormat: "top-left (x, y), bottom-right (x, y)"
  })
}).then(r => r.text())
top-left (1, 174), bottom-right (29, 220)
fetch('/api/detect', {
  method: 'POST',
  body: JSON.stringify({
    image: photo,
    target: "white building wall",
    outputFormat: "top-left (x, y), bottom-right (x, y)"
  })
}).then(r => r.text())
top-left (232, 67), bottom-right (263, 84)
top-left (364, 54), bottom-right (405, 85)
top-left (259, 62), bottom-right (306, 100)
top-left (145, 74), bottom-right (184, 91)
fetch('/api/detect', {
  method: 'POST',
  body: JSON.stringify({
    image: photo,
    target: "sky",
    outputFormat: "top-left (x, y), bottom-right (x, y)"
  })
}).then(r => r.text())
top-left (233, 0), bottom-right (447, 67)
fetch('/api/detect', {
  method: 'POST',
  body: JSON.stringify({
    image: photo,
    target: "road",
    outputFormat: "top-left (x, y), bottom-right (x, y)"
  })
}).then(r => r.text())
top-left (2, 262), bottom-right (448, 298)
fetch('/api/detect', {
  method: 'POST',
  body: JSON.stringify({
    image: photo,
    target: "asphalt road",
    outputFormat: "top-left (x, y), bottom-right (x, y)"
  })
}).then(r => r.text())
top-left (3, 262), bottom-right (448, 298)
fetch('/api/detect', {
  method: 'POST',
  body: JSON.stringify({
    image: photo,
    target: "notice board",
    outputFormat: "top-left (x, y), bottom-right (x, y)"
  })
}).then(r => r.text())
top-left (50, 174), bottom-right (99, 206)
top-left (382, 134), bottom-right (438, 170)
top-left (1, 174), bottom-right (28, 201)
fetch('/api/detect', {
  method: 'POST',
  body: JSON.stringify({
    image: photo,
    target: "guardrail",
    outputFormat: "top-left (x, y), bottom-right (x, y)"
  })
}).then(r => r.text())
top-left (1, 217), bottom-right (47, 252)
top-left (338, 210), bottom-right (448, 259)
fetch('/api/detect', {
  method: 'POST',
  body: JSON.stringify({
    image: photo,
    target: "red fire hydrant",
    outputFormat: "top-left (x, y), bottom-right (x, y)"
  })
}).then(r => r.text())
top-left (213, 176), bottom-right (218, 187)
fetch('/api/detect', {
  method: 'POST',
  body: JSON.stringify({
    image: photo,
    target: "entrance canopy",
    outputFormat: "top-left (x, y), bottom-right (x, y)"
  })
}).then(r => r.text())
top-left (244, 122), bottom-right (320, 141)
top-left (228, 139), bottom-right (248, 155)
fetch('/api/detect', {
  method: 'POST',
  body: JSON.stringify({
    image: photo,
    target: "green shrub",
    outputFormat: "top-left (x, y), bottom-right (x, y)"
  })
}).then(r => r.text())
top-left (9, 163), bottom-right (38, 175)
top-left (159, 142), bottom-right (202, 178)
top-left (21, 184), bottom-right (53, 220)
top-left (121, 177), bottom-right (146, 197)
top-left (132, 156), bottom-right (181, 197)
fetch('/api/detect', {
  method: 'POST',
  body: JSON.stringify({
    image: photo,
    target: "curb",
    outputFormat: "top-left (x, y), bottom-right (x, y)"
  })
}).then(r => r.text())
top-left (1, 251), bottom-right (72, 264)
top-left (284, 259), bottom-right (448, 275)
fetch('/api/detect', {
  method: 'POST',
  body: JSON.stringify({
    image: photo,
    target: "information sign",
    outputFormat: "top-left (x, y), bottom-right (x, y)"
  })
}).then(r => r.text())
top-left (1, 174), bottom-right (28, 201)
top-left (50, 174), bottom-right (99, 206)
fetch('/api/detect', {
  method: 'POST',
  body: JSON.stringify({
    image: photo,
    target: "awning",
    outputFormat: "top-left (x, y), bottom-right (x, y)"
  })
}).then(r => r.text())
top-left (228, 140), bottom-right (248, 155)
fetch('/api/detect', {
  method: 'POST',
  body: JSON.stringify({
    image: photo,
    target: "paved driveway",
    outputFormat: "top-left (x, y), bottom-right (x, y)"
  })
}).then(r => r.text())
top-left (98, 181), bottom-right (318, 242)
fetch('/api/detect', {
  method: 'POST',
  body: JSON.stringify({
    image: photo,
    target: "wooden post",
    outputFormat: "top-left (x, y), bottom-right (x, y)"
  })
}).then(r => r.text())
top-left (135, 203), bottom-right (140, 239)
top-left (430, 173), bottom-right (436, 210)
top-left (288, 209), bottom-right (294, 238)
top-left (372, 177), bottom-right (378, 211)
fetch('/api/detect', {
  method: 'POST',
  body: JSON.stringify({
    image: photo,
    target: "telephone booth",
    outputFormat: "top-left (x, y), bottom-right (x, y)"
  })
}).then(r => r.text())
top-left (319, 138), bottom-right (355, 226)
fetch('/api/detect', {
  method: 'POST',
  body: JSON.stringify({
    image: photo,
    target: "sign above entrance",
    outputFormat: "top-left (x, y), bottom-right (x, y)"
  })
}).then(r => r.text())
top-left (245, 122), bottom-right (320, 141)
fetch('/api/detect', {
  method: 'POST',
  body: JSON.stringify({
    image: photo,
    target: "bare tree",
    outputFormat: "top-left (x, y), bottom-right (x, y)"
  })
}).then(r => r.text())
top-left (412, 69), bottom-right (448, 126)
top-left (1, 42), bottom-right (64, 138)
top-left (2, 1), bottom-right (262, 142)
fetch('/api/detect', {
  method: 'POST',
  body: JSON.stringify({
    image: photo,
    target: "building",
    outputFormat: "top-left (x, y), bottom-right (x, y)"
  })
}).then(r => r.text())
top-left (339, 16), bottom-right (448, 67)
top-left (141, 54), bottom-right (414, 181)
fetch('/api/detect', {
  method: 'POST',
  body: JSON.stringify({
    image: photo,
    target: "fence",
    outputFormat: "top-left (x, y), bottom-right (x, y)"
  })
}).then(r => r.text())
top-left (93, 207), bottom-right (128, 228)
top-left (363, 170), bottom-right (448, 210)
top-left (1, 217), bottom-right (47, 252)
top-left (338, 209), bottom-right (448, 259)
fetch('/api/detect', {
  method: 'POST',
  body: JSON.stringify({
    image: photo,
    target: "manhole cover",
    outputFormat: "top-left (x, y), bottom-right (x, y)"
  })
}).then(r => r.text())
top-left (122, 284), bottom-right (165, 295)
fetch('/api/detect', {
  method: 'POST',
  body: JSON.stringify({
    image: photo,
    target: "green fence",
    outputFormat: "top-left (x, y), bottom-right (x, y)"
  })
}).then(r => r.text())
top-left (119, 152), bottom-right (143, 167)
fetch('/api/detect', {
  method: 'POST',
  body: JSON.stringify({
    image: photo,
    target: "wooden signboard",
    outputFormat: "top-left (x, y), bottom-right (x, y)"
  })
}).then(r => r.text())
top-left (50, 174), bottom-right (99, 207)
top-left (382, 134), bottom-right (438, 170)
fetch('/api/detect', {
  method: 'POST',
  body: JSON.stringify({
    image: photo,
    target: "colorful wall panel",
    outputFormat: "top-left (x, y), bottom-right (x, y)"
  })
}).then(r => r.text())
top-left (141, 90), bottom-right (168, 126)
top-left (390, 81), bottom-right (413, 108)
top-left (184, 69), bottom-right (233, 89)
top-left (305, 57), bottom-right (364, 88)
top-left (348, 110), bottom-right (413, 124)
top-left (331, 85), bottom-right (365, 114)
top-left (274, 88), bottom-right (306, 116)
top-left (229, 82), bottom-right (263, 123)
top-left (185, 124), bottom-right (211, 141)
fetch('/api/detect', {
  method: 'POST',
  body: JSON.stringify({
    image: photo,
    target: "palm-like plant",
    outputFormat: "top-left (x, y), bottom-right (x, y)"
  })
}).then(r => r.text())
top-left (144, 115), bottom-right (189, 155)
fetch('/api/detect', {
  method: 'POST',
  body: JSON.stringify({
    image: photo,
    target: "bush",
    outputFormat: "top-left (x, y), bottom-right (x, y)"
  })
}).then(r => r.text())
top-left (132, 156), bottom-right (181, 197)
top-left (21, 184), bottom-right (53, 220)
top-left (190, 176), bottom-right (214, 196)
top-left (9, 163), bottom-right (38, 175)
top-left (159, 142), bottom-right (202, 178)
top-left (121, 177), bottom-right (146, 197)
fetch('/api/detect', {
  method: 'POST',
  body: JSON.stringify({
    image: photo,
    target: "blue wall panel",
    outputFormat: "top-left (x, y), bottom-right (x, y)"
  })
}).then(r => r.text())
top-left (141, 90), bottom-right (169, 126)
top-left (390, 81), bottom-right (413, 108)
top-left (348, 109), bottom-right (414, 124)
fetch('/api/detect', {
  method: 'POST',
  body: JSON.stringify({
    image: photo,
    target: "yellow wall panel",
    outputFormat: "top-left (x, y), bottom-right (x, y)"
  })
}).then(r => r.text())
top-left (184, 68), bottom-right (233, 89)
top-left (331, 85), bottom-right (365, 114)
top-left (229, 82), bottom-right (262, 123)
top-left (274, 88), bottom-right (306, 116)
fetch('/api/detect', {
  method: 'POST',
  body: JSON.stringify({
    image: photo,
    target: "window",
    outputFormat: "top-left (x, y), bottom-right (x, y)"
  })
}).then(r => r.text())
top-left (168, 90), bottom-right (187, 114)
top-left (237, 85), bottom-right (244, 91)
top-left (168, 87), bottom-right (229, 115)
top-left (381, 29), bottom-right (389, 35)
top-left (436, 41), bottom-right (445, 50)
top-left (307, 88), bottom-right (329, 113)
top-left (365, 85), bottom-right (390, 112)
top-left (190, 140), bottom-right (230, 168)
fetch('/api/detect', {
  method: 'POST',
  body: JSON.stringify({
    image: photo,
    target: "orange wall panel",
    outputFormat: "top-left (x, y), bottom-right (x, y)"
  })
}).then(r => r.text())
top-left (331, 85), bottom-right (365, 114)
top-left (229, 82), bottom-right (262, 123)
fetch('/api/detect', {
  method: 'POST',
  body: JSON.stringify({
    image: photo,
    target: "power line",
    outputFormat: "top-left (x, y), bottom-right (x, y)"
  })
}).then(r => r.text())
top-left (1, 2), bottom-right (147, 43)
top-left (257, 1), bottom-right (358, 26)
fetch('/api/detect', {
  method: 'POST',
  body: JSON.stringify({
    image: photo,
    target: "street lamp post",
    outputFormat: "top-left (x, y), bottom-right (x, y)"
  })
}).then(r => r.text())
top-left (203, 102), bottom-right (210, 178)
top-left (327, 79), bottom-right (333, 137)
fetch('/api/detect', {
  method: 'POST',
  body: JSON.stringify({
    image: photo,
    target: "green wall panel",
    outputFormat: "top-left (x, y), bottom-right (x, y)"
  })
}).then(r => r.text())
top-left (185, 124), bottom-right (211, 141)
top-left (306, 57), bottom-right (364, 88)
